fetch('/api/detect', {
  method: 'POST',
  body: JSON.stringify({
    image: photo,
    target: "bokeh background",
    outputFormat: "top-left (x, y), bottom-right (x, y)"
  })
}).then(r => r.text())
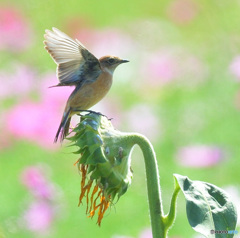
top-left (1, 0), bottom-right (240, 237)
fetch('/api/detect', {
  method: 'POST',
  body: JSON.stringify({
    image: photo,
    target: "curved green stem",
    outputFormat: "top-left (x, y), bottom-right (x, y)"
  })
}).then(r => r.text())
top-left (163, 178), bottom-right (180, 230)
top-left (126, 133), bottom-right (167, 238)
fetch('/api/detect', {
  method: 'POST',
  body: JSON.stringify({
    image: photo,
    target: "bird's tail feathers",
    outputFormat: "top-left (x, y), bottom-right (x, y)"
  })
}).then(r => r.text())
top-left (54, 109), bottom-right (71, 143)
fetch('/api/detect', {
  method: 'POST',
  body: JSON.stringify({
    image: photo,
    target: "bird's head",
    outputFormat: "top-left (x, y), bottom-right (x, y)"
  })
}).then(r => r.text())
top-left (99, 56), bottom-right (129, 75)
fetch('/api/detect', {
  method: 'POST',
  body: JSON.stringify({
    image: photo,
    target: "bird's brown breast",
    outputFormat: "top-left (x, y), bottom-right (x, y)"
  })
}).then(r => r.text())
top-left (68, 71), bottom-right (113, 111)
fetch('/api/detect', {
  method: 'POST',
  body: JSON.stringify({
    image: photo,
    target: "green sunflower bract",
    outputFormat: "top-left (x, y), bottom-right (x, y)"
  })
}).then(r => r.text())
top-left (69, 113), bottom-right (133, 225)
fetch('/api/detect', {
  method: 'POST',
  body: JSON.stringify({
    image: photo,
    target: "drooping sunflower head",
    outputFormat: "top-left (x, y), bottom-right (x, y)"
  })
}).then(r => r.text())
top-left (69, 113), bottom-right (133, 225)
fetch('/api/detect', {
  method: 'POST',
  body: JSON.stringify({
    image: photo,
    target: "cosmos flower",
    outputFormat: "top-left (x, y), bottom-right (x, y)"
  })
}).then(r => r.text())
top-left (91, 99), bottom-right (124, 128)
top-left (167, 0), bottom-right (199, 24)
top-left (141, 51), bottom-right (177, 86)
top-left (20, 165), bottom-right (62, 235)
top-left (139, 228), bottom-right (152, 238)
top-left (229, 56), bottom-right (240, 80)
top-left (71, 26), bottom-right (134, 67)
top-left (23, 201), bottom-right (54, 233)
top-left (0, 6), bottom-right (32, 52)
top-left (20, 166), bottom-right (55, 200)
top-left (176, 145), bottom-right (224, 167)
top-left (0, 64), bottom-right (36, 99)
top-left (4, 72), bottom-right (73, 149)
top-left (93, 29), bottom-right (133, 60)
top-left (6, 100), bottom-right (59, 149)
top-left (39, 72), bottom-right (73, 107)
top-left (125, 104), bottom-right (161, 142)
top-left (177, 55), bottom-right (208, 87)
top-left (140, 49), bottom-right (208, 89)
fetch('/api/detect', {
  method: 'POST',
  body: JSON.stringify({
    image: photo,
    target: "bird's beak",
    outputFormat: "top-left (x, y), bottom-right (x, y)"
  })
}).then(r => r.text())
top-left (120, 59), bottom-right (129, 63)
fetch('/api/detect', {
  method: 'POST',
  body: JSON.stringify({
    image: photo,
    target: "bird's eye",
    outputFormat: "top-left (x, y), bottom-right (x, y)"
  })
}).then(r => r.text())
top-left (107, 58), bottom-right (115, 64)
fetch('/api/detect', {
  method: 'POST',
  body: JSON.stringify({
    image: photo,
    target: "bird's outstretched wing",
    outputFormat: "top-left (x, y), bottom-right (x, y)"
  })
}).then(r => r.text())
top-left (44, 27), bottom-right (102, 86)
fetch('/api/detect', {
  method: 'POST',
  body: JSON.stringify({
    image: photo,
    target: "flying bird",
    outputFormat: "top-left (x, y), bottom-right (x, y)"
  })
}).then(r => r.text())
top-left (44, 27), bottom-right (129, 142)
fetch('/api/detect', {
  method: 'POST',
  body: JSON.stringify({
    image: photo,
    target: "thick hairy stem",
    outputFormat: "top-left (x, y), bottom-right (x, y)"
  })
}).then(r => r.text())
top-left (126, 133), bottom-right (167, 238)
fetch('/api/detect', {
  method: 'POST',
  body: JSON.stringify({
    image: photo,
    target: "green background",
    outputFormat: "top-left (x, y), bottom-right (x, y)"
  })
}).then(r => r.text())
top-left (1, 0), bottom-right (240, 237)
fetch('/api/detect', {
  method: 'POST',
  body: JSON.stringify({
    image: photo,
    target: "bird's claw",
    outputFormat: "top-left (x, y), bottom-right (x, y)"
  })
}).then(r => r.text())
top-left (72, 109), bottom-right (112, 121)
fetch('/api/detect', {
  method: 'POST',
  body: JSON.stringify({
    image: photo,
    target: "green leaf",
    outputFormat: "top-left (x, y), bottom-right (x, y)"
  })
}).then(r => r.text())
top-left (174, 174), bottom-right (237, 238)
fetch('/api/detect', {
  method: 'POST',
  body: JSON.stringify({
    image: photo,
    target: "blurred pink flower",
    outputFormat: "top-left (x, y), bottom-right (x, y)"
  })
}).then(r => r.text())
top-left (125, 104), bottom-right (161, 141)
top-left (67, 18), bottom-right (135, 57)
top-left (141, 51), bottom-right (177, 86)
top-left (84, 29), bottom-right (134, 58)
top-left (0, 116), bottom-right (13, 149)
top-left (167, 0), bottom-right (199, 24)
top-left (0, 6), bottom-right (32, 51)
top-left (21, 166), bottom-right (46, 189)
top-left (6, 101), bottom-right (59, 149)
top-left (176, 145), bottom-right (223, 167)
top-left (21, 166), bottom-right (55, 199)
top-left (0, 64), bottom-right (36, 99)
top-left (39, 72), bottom-right (73, 107)
top-left (4, 72), bottom-right (73, 149)
top-left (91, 99), bottom-right (124, 128)
top-left (177, 55), bottom-right (208, 87)
top-left (65, 16), bottom-right (93, 37)
top-left (230, 56), bottom-right (240, 79)
top-left (76, 28), bottom-right (135, 58)
top-left (139, 228), bottom-right (152, 238)
top-left (141, 50), bottom-right (207, 88)
top-left (20, 165), bottom-right (63, 235)
top-left (62, 16), bottom-right (97, 50)
top-left (23, 201), bottom-right (54, 233)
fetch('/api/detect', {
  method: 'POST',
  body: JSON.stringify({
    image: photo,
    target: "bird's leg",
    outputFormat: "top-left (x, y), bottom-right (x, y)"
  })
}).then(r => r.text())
top-left (72, 109), bottom-right (114, 121)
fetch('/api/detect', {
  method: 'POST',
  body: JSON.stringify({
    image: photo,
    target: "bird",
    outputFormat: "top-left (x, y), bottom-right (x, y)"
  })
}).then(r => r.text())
top-left (43, 27), bottom-right (129, 143)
